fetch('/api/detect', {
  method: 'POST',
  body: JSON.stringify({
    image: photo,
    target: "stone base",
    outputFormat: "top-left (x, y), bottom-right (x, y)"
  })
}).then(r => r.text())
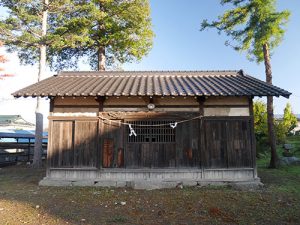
top-left (39, 168), bottom-right (261, 190)
top-left (39, 177), bottom-right (263, 190)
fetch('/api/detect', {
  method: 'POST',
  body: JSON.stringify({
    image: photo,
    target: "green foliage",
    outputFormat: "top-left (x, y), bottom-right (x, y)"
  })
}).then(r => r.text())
top-left (253, 100), bottom-right (268, 136)
top-left (275, 103), bottom-right (298, 143)
top-left (283, 103), bottom-right (298, 135)
top-left (48, 0), bottom-right (154, 70)
top-left (274, 120), bottom-right (287, 144)
top-left (0, 0), bottom-right (153, 70)
top-left (0, 0), bottom-right (73, 66)
top-left (254, 100), bottom-right (298, 153)
top-left (253, 100), bottom-right (269, 154)
top-left (200, 0), bottom-right (290, 63)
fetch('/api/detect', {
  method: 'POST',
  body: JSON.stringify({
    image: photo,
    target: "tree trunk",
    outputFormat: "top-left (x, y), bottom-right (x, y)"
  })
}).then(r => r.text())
top-left (97, 46), bottom-right (106, 71)
top-left (97, 1), bottom-right (105, 71)
top-left (33, 0), bottom-right (48, 168)
top-left (263, 43), bottom-right (278, 168)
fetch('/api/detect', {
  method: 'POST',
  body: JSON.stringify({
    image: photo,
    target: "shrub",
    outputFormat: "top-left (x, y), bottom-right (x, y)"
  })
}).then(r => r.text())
top-left (253, 101), bottom-right (297, 154)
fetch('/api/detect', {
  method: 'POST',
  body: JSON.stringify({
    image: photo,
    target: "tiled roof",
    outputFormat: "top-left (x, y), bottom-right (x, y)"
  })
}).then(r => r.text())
top-left (12, 70), bottom-right (291, 98)
top-left (0, 115), bottom-right (35, 127)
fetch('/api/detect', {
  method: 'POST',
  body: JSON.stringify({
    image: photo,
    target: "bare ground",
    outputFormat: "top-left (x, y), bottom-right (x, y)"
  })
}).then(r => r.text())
top-left (0, 164), bottom-right (299, 225)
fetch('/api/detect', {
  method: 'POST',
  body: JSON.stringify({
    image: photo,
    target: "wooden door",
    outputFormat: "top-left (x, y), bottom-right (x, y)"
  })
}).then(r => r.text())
top-left (125, 120), bottom-right (176, 168)
top-left (100, 120), bottom-right (123, 168)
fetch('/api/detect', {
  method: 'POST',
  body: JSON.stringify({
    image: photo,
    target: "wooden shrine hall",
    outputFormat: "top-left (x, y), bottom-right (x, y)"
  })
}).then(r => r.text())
top-left (13, 70), bottom-right (291, 189)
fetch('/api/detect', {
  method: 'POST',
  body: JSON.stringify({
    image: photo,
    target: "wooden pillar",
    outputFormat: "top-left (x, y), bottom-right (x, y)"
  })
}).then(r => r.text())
top-left (197, 96), bottom-right (205, 116)
top-left (49, 98), bottom-right (54, 115)
top-left (46, 119), bottom-right (52, 176)
top-left (96, 96), bottom-right (105, 168)
top-left (149, 96), bottom-right (154, 104)
top-left (46, 97), bottom-right (54, 176)
top-left (197, 96), bottom-right (205, 177)
top-left (249, 96), bottom-right (257, 178)
top-left (96, 96), bottom-right (105, 114)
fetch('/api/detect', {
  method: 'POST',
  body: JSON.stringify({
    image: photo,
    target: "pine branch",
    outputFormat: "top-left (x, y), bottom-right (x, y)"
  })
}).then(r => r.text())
top-left (0, 28), bottom-right (38, 47)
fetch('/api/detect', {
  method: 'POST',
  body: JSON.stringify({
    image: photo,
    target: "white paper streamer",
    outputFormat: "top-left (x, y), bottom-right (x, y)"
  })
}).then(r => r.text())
top-left (128, 124), bottom-right (137, 136)
top-left (170, 122), bottom-right (177, 129)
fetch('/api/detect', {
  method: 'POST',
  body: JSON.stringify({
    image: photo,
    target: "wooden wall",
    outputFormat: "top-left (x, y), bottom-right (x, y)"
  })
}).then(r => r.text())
top-left (49, 118), bottom-right (99, 168)
top-left (47, 96), bottom-right (254, 170)
top-left (48, 116), bottom-right (254, 170)
top-left (202, 117), bottom-right (253, 169)
top-left (51, 96), bottom-right (249, 115)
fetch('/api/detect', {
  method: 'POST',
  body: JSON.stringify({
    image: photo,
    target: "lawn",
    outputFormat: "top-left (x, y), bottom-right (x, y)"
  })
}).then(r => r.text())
top-left (0, 137), bottom-right (300, 225)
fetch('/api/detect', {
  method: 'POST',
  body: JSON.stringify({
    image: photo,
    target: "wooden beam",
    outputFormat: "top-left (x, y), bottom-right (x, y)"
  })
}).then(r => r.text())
top-left (197, 96), bottom-right (205, 176)
top-left (248, 97), bottom-right (257, 178)
top-left (197, 96), bottom-right (205, 116)
top-left (201, 116), bottom-right (251, 121)
top-left (48, 116), bottom-right (98, 121)
top-left (49, 98), bottom-right (54, 114)
top-left (96, 96), bottom-right (105, 113)
top-left (248, 96), bottom-right (254, 116)
top-left (149, 96), bottom-right (154, 104)
top-left (101, 105), bottom-right (199, 108)
top-left (96, 97), bottom-right (105, 169)
top-left (54, 105), bottom-right (99, 108)
top-left (204, 105), bottom-right (249, 108)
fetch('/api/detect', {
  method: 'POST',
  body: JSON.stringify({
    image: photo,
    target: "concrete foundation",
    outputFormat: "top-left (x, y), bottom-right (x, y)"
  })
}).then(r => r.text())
top-left (39, 168), bottom-right (262, 190)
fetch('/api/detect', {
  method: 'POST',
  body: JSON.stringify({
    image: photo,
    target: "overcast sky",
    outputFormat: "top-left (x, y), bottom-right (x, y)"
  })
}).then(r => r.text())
top-left (0, 0), bottom-right (299, 127)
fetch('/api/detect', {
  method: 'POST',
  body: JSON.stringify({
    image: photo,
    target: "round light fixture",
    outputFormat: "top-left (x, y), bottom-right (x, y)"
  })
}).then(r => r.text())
top-left (147, 103), bottom-right (155, 110)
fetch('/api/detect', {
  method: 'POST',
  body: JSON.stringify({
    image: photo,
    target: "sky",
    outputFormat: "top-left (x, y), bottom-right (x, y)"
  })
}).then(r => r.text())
top-left (0, 0), bottom-right (299, 127)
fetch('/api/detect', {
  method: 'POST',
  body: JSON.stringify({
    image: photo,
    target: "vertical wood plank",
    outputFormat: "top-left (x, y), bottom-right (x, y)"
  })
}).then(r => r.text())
top-left (51, 121), bottom-right (73, 168)
top-left (74, 121), bottom-right (98, 167)
top-left (103, 138), bottom-right (114, 167)
top-left (46, 120), bottom-right (53, 173)
top-left (117, 148), bottom-right (124, 167)
top-left (98, 119), bottom-right (104, 168)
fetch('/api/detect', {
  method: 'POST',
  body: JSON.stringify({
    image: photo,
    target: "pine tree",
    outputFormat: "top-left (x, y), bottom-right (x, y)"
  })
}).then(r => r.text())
top-left (0, 0), bottom-right (153, 166)
top-left (0, 0), bottom-right (73, 167)
top-left (201, 0), bottom-right (290, 168)
top-left (48, 0), bottom-right (154, 71)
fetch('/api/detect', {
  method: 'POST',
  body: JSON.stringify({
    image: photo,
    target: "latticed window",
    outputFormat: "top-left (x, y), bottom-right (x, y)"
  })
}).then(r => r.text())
top-left (126, 120), bottom-right (176, 143)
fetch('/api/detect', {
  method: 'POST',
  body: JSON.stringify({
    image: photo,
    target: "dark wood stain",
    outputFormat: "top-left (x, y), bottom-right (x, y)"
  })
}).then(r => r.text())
top-left (103, 139), bottom-right (113, 168)
top-left (202, 117), bottom-right (252, 168)
top-left (48, 114), bottom-right (254, 169)
top-left (50, 121), bottom-right (73, 168)
top-left (74, 121), bottom-right (98, 167)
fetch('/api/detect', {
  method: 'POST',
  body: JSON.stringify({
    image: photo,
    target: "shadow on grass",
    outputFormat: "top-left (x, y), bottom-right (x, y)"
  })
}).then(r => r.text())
top-left (0, 164), bottom-right (300, 225)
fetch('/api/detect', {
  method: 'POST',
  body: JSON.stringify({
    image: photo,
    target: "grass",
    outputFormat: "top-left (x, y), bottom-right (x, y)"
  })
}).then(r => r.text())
top-left (257, 135), bottom-right (300, 197)
top-left (0, 136), bottom-right (299, 225)
top-left (257, 135), bottom-right (300, 166)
